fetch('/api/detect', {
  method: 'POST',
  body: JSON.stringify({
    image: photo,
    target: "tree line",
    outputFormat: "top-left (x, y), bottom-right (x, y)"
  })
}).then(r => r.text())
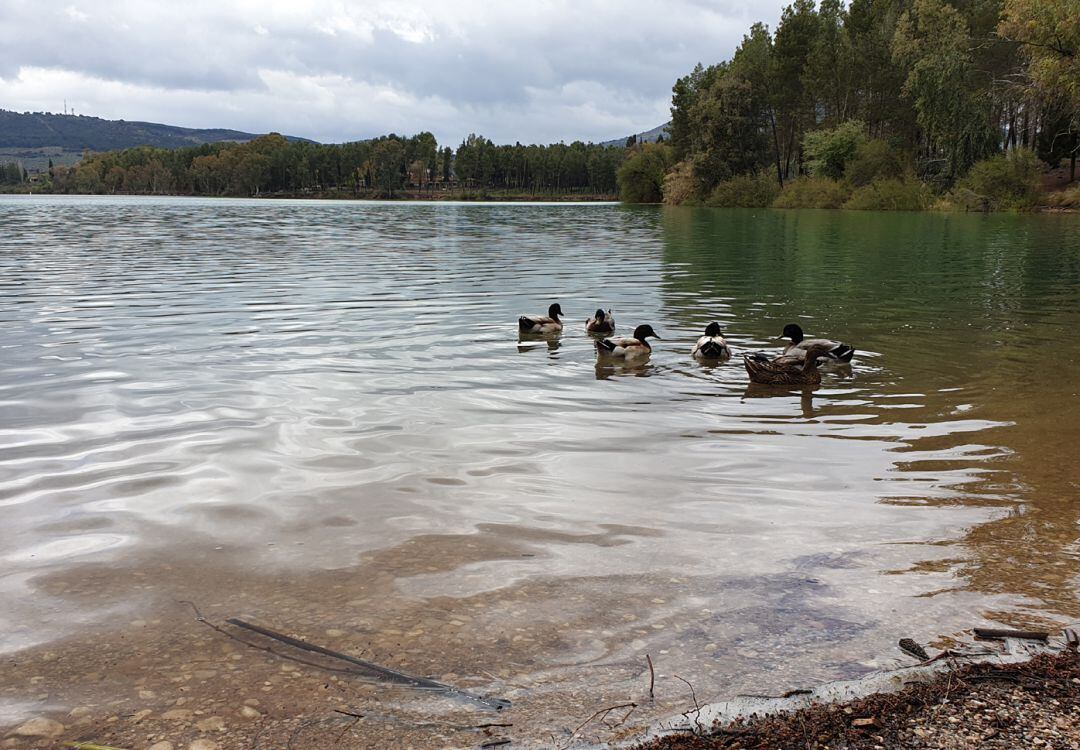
top-left (46, 131), bottom-right (626, 198)
top-left (1, 161), bottom-right (28, 185)
top-left (618, 0), bottom-right (1080, 210)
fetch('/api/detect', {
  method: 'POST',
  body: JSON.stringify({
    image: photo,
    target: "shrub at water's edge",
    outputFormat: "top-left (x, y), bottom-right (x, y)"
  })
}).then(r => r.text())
top-left (944, 149), bottom-right (1043, 211)
top-left (618, 143), bottom-right (674, 204)
top-left (803, 121), bottom-right (867, 181)
top-left (772, 177), bottom-right (851, 209)
top-left (844, 177), bottom-right (932, 211)
top-left (704, 172), bottom-right (781, 208)
top-left (847, 140), bottom-right (910, 188)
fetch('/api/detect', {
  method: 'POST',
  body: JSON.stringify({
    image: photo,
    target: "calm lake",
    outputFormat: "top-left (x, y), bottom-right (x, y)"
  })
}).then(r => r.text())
top-left (1, 195), bottom-right (1078, 744)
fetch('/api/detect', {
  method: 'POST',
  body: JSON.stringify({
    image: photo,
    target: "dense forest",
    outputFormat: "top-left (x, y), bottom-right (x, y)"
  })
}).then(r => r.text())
top-left (617, 0), bottom-right (1080, 210)
top-left (41, 131), bottom-right (626, 198)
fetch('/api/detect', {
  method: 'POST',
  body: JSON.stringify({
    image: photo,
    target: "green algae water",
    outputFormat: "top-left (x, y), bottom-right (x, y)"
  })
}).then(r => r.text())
top-left (1, 196), bottom-right (1078, 744)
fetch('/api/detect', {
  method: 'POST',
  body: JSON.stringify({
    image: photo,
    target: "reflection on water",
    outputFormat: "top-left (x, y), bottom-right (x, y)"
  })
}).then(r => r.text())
top-left (0, 196), bottom-right (1078, 740)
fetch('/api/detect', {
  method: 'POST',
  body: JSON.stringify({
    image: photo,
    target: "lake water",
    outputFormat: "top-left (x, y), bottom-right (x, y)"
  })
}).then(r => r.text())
top-left (1, 195), bottom-right (1078, 746)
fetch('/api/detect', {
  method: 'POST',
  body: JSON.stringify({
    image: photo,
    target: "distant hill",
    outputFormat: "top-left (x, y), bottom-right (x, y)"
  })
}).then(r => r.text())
top-left (600, 122), bottom-right (670, 148)
top-left (0, 109), bottom-right (312, 171)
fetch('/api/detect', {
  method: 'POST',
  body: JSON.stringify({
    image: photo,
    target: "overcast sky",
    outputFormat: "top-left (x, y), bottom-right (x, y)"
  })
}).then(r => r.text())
top-left (1, 1), bottom-right (789, 147)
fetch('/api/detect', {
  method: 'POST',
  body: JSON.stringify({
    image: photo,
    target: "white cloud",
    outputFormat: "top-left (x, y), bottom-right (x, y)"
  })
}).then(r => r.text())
top-left (63, 5), bottom-right (88, 22)
top-left (0, 0), bottom-right (790, 146)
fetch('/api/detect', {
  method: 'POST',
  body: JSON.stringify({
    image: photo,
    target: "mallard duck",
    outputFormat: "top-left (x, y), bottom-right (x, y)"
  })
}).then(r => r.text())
top-left (585, 308), bottom-right (615, 334)
top-left (779, 323), bottom-right (855, 363)
top-left (595, 324), bottom-right (660, 360)
top-left (744, 342), bottom-right (836, 386)
top-left (691, 322), bottom-right (732, 360)
top-left (518, 303), bottom-right (564, 334)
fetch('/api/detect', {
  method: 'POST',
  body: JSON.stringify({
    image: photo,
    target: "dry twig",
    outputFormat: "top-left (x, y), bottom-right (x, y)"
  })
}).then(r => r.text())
top-left (673, 674), bottom-right (703, 732)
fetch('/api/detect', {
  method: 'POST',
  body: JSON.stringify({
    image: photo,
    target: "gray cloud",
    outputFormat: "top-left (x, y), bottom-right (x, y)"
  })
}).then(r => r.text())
top-left (0, 0), bottom-right (788, 146)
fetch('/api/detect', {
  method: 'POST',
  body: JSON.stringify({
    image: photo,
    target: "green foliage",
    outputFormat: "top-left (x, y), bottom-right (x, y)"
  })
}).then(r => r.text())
top-left (803, 120), bottom-right (867, 179)
top-left (954, 148), bottom-right (1043, 209)
top-left (705, 172), bottom-right (782, 208)
top-left (1, 161), bottom-right (26, 184)
top-left (892, 0), bottom-right (998, 183)
top-left (846, 139), bottom-right (909, 186)
top-left (805, 0), bottom-right (857, 123)
top-left (843, 177), bottom-right (932, 210)
top-left (772, 177), bottom-right (851, 209)
top-left (663, 0), bottom-right (1051, 208)
top-left (372, 138), bottom-right (405, 196)
top-left (52, 131), bottom-right (625, 198)
top-left (669, 63), bottom-right (718, 161)
top-left (689, 69), bottom-right (771, 189)
top-left (617, 143), bottom-right (673, 203)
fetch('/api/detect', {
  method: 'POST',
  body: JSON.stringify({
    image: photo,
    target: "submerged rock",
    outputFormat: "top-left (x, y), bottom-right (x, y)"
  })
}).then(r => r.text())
top-left (11, 717), bottom-right (64, 737)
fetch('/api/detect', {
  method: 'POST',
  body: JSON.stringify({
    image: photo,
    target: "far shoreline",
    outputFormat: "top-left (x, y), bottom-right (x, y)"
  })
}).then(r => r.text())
top-left (7, 191), bottom-right (1080, 213)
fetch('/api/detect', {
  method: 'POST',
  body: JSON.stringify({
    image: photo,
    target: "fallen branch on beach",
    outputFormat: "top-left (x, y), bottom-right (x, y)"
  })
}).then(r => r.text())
top-left (973, 627), bottom-right (1049, 641)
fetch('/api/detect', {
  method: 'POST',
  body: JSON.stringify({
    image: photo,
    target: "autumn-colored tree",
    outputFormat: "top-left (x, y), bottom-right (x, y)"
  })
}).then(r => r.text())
top-left (1001, 0), bottom-right (1080, 105)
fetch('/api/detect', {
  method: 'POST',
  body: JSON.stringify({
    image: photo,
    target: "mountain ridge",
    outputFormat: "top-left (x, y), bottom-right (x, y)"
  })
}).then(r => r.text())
top-left (600, 122), bottom-right (670, 148)
top-left (0, 109), bottom-right (312, 171)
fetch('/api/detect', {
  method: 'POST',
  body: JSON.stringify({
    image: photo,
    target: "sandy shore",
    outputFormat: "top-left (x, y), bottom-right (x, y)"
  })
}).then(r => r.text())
top-left (4, 624), bottom-right (1077, 749)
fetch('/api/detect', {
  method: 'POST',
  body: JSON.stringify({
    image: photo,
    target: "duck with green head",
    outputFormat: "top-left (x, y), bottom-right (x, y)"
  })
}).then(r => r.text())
top-left (518, 303), bottom-right (564, 334)
top-left (779, 323), bottom-right (855, 364)
top-left (595, 324), bottom-right (661, 360)
top-left (692, 322), bottom-right (732, 360)
top-left (585, 308), bottom-right (615, 334)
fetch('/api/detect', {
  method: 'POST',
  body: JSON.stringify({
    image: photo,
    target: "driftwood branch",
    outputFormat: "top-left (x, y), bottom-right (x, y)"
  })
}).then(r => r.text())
top-left (227, 618), bottom-right (511, 711)
top-left (177, 602), bottom-right (511, 713)
top-left (569, 703), bottom-right (637, 738)
top-left (973, 628), bottom-right (1049, 641)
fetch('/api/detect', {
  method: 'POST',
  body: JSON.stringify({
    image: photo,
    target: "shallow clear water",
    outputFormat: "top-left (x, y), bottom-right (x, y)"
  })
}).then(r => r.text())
top-left (1, 196), bottom-right (1078, 741)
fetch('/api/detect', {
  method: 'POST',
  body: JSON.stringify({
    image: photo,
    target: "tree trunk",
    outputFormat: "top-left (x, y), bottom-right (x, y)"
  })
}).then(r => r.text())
top-left (768, 111), bottom-right (786, 188)
top-left (1071, 133), bottom-right (1077, 183)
